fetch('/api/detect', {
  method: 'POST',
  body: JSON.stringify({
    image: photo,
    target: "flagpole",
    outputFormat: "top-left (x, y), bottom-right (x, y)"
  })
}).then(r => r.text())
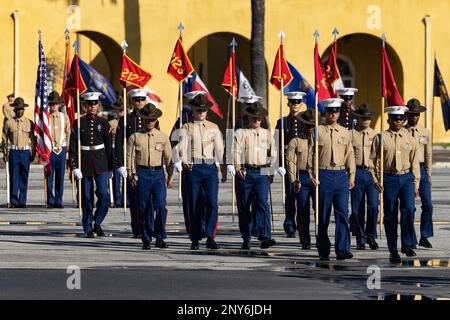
top-left (177, 23), bottom-right (184, 208)
top-left (121, 40), bottom-right (128, 220)
top-left (379, 33), bottom-right (386, 238)
top-left (314, 30), bottom-right (320, 236)
top-left (76, 86), bottom-right (82, 219)
top-left (431, 52), bottom-right (436, 145)
top-left (279, 32), bottom-right (286, 207)
top-left (39, 30), bottom-right (48, 208)
top-left (230, 38), bottom-right (237, 223)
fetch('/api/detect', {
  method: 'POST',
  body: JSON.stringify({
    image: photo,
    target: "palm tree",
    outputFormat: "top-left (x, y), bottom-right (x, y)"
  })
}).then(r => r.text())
top-left (251, 0), bottom-right (267, 107)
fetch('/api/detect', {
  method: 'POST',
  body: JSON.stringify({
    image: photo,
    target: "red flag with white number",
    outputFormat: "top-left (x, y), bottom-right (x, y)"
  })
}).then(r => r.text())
top-left (270, 43), bottom-right (293, 90)
top-left (120, 54), bottom-right (152, 88)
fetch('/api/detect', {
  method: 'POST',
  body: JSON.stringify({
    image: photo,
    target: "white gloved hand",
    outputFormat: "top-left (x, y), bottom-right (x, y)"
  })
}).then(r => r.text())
top-left (118, 166), bottom-right (128, 178)
top-left (227, 165), bottom-right (236, 176)
top-left (108, 171), bottom-right (113, 179)
top-left (73, 169), bottom-right (83, 180)
top-left (276, 167), bottom-right (286, 177)
top-left (174, 161), bottom-right (183, 173)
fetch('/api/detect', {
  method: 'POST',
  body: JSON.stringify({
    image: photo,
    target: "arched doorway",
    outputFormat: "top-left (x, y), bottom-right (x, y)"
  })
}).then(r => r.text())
top-left (187, 32), bottom-right (266, 131)
top-left (322, 33), bottom-right (404, 129)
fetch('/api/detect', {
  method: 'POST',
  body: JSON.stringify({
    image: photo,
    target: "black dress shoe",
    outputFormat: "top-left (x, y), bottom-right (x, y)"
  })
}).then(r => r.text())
top-left (142, 243), bottom-right (151, 250)
top-left (301, 243), bottom-right (311, 250)
top-left (155, 238), bottom-right (168, 248)
top-left (206, 238), bottom-right (219, 249)
top-left (46, 204), bottom-right (54, 209)
top-left (286, 234), bottom-right (296, 238)
top-left (93, 224), bottom-right (105, 237)
top-left (367, 238), bottom-right (379, 250)
top-left (336, 251), bottom-right (354, 260)
top-left (319, 255), bottom-right (330, 261)
top-left (419, 238), bottom-right (432, 248)
top-left (132, 234), bottom-right (141, 239)
top-left (54, 204), bottom-right (64, 209)
top-left (86, 231), bottom-right (95, 238)
top-left (356, 244), bottom-right (366, 250)
top-left (389, 252), bottom-right (402, 263)
top-left (260, 238), bottom-right (276, 249)
top-left (401, 246), bottom-right (417, 257)
top-left (241, 240), bottom-right (250, 250)
top-left (190, 241), bottom-right (200, 250)
top-left (18, 204), bottom-right (27, 208)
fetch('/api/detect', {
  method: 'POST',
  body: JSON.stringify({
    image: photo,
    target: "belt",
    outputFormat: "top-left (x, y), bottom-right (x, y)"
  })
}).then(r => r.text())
top-left (9, 145), bottom-right (29, 150)
top-left (319, 165), bottom-right (345, 170)
top-left (137, 165), bottom-right (162, 171)
top-left (192, 158), bottom-right (215, 164)
top-left (384, 169), bottom-right (410, 175)
top-left (81, 144), bottom-right (105, 151)
top-left (356, 165), bottom-right (369, 170)
top-left (244, 164), bottom-right (269, 170)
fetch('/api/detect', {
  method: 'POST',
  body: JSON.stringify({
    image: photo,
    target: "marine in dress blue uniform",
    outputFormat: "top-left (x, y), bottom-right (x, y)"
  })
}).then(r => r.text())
top-left (127, 103), bottom-right (173, 249)
top-left (349, 104), bottom-right (380, 250)
top-left (115, 88), bottom-right (149, 238)
top-left (69, 92), bottom-right (113, 238)
top-left (275, 92), bottom-right (306, 237)
top-left (308, 98), bottom-right (356, 261)
top-left (46, 91), bottom-right (71, 209)
top-left (2, 97), bottom-right (36, 208)
top-left (337, 88), bottom-right (358, 130)
top-left (109, 102), bottom-right (125, 208)
top-left (229, 102), bottom-right (277, 249)
top-left (370, 106), bottom-right (420, 263)
top-left (405, 98), bottom-right (434, 248)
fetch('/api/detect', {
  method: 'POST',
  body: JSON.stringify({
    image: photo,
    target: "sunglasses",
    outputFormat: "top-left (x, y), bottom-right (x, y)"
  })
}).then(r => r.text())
top-left (133, 97), bottom-right (146, 102)
top-left (288, 99), bottom-right (302, 105)
top-left (326, 108), bottom-right (341, 114)
top-left (86, 101), bottom-right (99, 106)
top-left (389, 115), bottom-right (406, 121)
top-left (341, 96), bottom-right (353, 101)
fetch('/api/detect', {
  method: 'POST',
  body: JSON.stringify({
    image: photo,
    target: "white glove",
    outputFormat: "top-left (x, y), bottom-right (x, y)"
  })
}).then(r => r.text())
top-left (73, 169), bottom-right (83, 180)
top-left (276, 167), bottom-right (286, 177)
top-left (118, 166), bottom-right (128, 178)
top-left (174, 161), bottom-right (183, 173)
top-left (227, 165), bottom-right (236, 176)
top-left (108, 171), bottom-right (113, 179)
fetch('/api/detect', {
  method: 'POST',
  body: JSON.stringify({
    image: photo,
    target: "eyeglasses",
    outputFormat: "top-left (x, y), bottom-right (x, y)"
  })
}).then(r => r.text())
top-left (87, 101), bottom-right (99, 106)
top-left (133, 97), bottom-right (146, 102)
top-left (288, 99), bottom-right (302, 105)
top-left (326, 108), bottom-right (341, 114)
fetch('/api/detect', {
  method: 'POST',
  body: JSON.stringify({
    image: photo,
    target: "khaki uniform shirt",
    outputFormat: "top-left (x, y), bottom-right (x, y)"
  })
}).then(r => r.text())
top-left (49, 112), bottom-right (71, 153)
top-left (178, 120), bottom-right (224, 166)
top-left (233, 128), bottom-right (276, 171)
top-left (126, 128), bottom-right (173, 181)
top-left (370, 127), bottom-right (420, 191)
top-left (307, 124), bottom-right (356, 183)
top-left (2, 102), bottom-right (15, 121)
top-left (286, 133), bottom-right (310, 183)
top-left (351, 127), bottom-right (377, 168)
top-left (2, 116), bottom-right (36, 156)
top-left (405, 124), bottom-right (432, 178)
top-left (109, 119), bottom-right (118, 148)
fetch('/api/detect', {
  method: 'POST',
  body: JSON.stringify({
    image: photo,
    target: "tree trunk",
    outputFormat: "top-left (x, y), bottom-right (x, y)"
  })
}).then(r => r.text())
top-left (251, 0), bottom-right (267, 108)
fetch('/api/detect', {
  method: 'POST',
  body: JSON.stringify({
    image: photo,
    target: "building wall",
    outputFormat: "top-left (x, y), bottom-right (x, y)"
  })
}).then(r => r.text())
top-left (1, 0), bottom-right (449, 141)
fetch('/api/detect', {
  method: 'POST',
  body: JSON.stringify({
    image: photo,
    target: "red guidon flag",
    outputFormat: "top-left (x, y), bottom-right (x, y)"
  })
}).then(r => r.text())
top-left (324, 40), bottom-right (340, 97)
top-left (382, 46), bottom-right (404, 106)
top-left (62, 33), bottom-right (75, 126)
top-left (120, 54), bottom-right (152, 88)
top-left (167, 36), bottom-right (194, 82)
top-left (270, 43), bottom-right (293, 90)
top-left (64, 53), bottom-right (87, 97)
top-left (221, 50), bottom-right (238, 97)
top-left (314, 42), bottom-right (332, 101)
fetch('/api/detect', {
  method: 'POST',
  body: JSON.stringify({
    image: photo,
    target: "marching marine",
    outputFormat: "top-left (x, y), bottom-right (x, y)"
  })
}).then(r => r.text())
top-left (337, 88), bottom-right (358, 130)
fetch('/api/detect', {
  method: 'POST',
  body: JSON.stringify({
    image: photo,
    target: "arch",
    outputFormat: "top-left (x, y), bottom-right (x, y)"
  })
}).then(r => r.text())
top-left (186, 32), bottom-right (268, 130)
top-left (322, 33), bottom-right (404, 128)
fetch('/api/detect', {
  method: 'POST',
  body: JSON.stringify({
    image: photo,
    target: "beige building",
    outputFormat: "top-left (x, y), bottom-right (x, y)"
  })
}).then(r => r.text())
top-left (1, 0), bottom-right (449, 142)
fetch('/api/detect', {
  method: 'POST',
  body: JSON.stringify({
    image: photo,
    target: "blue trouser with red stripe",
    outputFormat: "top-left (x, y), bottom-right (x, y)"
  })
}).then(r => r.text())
top-left (236, 168), bottom-right (271, 241)
top-left (46, 147), bottom-right (66, 207)
top-left (81, 172), bottom-right (109, 234)
top-left (419, 165), bottom-right (433, 238)
top-left (383, 172), bottom-right (416, 253)
top-left (350, 168), bottom-right (379, 246)
top-left (283, 174), bottom-right (299, 236)
top-left (8, 149), bottom-right (30, 207)
top-left (296, 171), bottom-right (315, 245)
top-left (137, 167), bottom-right (167, 245)
top-left (111, 148), bottom-right (124, 207)
top-left (316, 170), bottom-right (351, 257)
top-left (127, 178), bottom-right (141, 236)
top-left (185, 163), bottom-right (219, 241)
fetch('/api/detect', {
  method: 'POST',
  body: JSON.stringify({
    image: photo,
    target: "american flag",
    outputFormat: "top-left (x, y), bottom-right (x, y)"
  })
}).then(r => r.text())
top-left (34, 35), bottom-right (52, 175)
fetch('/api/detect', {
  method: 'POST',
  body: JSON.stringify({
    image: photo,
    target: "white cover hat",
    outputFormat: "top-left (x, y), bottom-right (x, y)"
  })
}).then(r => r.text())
top-left (284, 91), bottom-right (306, 100)
top-left (384, 106), bottom-right (409, 115)
top-left (80, 91), bottom-right (105, 101)
top-left (128, 88), bottom-right (150, 98)
top-left (239, 95), bottom-right (263, 104)
top-left (336, 88), bottom-right (358, 97)
top-left (183, 91), bottom-right (206, 100)
top-left (322, 98), bottom-right (344, 108)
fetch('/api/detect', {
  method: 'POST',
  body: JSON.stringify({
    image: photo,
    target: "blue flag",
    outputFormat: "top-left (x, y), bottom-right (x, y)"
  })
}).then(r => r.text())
top-left (434, 58), bottom-right (450, 131)
top-left (284, 61), bottom-right (324, 113)
top-left (78, 58), bottom-right (117, 106)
